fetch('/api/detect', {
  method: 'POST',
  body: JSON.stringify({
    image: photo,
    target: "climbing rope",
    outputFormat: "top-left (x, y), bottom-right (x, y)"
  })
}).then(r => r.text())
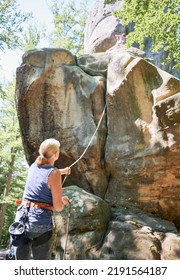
top-left (63, 201), bottom-right (71, 260)
top-left (62, 102), bottom-right (107, 186)
top-left (62, 102), bottom-right (107, 260)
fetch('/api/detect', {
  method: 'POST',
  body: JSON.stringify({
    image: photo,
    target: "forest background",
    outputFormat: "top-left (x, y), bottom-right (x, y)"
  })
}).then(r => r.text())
top-left (0, 0), bottom-right (179, 249)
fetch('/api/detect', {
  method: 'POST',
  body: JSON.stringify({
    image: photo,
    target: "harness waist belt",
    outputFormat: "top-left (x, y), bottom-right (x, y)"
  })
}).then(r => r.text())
top-left (16, 200), bottom-right (53, 211)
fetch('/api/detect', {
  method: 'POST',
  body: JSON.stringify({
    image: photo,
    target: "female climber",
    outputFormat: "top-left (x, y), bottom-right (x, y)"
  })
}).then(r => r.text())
top-left (13, 138), bottom-right (71, 259)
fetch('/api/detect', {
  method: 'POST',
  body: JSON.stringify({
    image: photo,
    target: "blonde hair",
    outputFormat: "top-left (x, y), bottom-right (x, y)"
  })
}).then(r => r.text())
top-left (35, 138), bottom-right (60, 165)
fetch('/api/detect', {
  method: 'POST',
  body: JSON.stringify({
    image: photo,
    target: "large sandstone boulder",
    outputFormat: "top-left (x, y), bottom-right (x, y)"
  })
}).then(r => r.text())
top-left (100, 208), bottom-right (180, 260)
top-left (53, 186), bottom-right (112, 259)
top-left (53, 187), bottom-right (180, 260)
top-left (16, 48), bottom-right (108, 197)
top-left (84, 0), bottom-right (124, 53)
top-left (15, 44), bottom-right (180, 259)
top-left (15, 47), bottom-right (180, 228)
top-left (104, 46), bottom-right (180, 226)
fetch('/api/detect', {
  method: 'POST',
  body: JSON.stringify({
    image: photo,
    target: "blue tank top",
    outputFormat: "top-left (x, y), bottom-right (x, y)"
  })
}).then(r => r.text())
top-left (23, 163), bottom-right (55, 204)
top-left (19, 163), bottom-right (56, 229)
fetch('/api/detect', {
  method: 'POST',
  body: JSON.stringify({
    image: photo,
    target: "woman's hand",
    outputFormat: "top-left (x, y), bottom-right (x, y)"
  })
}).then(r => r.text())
top-left (60, 167), bottom-right (71, 175)
top-left (63, 196), bottom-right (69, 205)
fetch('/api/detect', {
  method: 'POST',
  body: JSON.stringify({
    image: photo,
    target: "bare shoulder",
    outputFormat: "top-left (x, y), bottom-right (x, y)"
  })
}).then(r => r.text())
top-left (48, 169), bottom-right (61, 186)
top-left (50, 168), bottom-right (61, 177)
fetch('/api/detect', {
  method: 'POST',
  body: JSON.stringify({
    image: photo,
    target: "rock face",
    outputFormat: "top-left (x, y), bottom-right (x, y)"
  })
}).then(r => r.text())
top-left (15, 45), bottom-right (180, 259)
top-left (53, 186), bottom-right (180, 260)
top-left (53, 186), bottom-right (111, 260)
top-left (104, 47), bottom-right (180, 226)
top-left (16, 48), bottom-right (108, 197)
top-left (100, 208), bottom-right (180, 260)
top-left (84, 0), bottom-right (124, 54)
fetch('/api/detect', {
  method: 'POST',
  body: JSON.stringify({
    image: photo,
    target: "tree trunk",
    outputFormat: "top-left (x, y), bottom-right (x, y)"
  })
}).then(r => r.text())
top-left (0, 151), bottom-right (16, 242)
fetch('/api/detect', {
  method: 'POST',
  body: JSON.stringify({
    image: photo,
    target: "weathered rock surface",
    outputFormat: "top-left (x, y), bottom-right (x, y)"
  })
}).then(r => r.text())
top-left (53, 186), bottom-right (112, 260)
top-left (16, 48), bottom-right (108, 197)
top-left (104, 46), bottom-right (180, 226)
top-left (99, 208), bottom-right (180, 260)
top-left (53, 186), bottom-right (180, 260)
top-left (84, 0), bottom-right (124, 54)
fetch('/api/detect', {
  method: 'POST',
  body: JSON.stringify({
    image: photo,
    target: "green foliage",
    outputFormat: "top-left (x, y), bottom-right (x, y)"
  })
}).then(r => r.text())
top-left (0, 203), bottom-right (15, 247)
top-left (19, 24), bottom-right (42, 52)
top-left (107, 0), bottom-right (180, 70)
top-left (0, 79), bottom-right (28, 248)
top-left (105, 0), bottom-right (119, 3)
top-left (50, 0), bottom-right (89, 55)
top-left (0, 0), bottom-right (31, 50)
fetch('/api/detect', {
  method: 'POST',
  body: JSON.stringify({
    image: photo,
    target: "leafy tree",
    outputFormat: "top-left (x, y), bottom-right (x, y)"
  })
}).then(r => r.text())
top-left (105, 0), bottom-right (180, 69)
top-left (0, 1), bottom-right (45, 247)
top-left (0, 79), bottom-right (28, 248)
top-left (19, 23), bottom-right (42, 52)
top-left (0, 0), bottom-right (31, 51)
top-left (50, 0), bottom-right (88, 55)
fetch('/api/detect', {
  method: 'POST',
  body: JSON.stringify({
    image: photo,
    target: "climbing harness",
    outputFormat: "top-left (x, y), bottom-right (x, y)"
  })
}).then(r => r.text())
top-left (16, 199), bottom-right (53, 211)
top-left (62, 102), bottom-right (107, 259)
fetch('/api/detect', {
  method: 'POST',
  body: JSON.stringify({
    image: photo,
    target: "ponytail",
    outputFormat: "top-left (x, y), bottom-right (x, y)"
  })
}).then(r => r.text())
top-left (35, 155), bottom-right (49, 165)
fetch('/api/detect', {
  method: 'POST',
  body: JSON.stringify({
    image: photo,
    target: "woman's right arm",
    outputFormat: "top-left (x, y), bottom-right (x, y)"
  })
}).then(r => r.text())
top-left (48, 169), bottom-right (69, 212)
top-left (60, 167), bottom-right (71, 175)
